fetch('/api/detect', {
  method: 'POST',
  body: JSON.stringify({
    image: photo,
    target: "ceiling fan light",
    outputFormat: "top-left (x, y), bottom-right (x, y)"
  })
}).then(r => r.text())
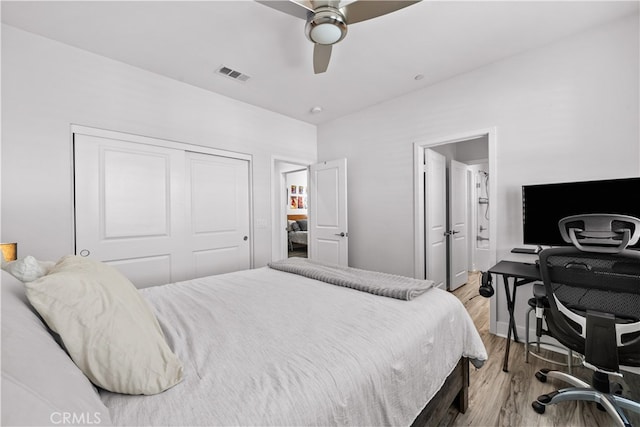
top-left (305, 7), bottom-right (347, 45)
top-left (310, 23), bottom-right (343, 45)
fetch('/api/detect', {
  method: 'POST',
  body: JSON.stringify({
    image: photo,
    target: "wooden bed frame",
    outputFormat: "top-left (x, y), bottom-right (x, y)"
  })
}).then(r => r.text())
top-left (411, 357), bottom-right (470, 426)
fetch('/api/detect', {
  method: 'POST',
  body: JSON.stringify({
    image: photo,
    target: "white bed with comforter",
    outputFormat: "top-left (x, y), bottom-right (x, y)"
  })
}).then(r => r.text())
top-left (2, 256), bottom-right (487, 426)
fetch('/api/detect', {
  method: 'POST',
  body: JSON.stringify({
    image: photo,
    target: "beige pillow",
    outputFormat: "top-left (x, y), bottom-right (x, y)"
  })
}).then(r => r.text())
top-left (25, 255), bottom-right (183, 395)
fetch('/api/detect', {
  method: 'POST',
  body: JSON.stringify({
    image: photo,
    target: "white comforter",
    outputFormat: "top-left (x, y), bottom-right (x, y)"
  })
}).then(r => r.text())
top-left (100, 267), bottom-right (487, 426)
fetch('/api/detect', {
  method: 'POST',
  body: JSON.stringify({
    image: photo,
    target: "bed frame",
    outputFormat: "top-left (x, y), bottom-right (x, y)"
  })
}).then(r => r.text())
top-left (411, 357), bottom-right (469, 426)
top-left (287, 214), bottom-right (308, 221)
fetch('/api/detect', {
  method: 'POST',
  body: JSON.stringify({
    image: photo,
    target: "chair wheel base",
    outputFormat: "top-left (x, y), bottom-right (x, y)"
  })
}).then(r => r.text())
top-left (538, 390), bottom-right (558, 404)
top-left (535, 370), bottom-right (548, 383)
top-left (532, 401), bottom-right (546, 414)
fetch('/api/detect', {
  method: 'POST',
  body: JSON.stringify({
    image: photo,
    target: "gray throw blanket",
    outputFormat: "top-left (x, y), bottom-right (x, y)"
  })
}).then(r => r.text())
top-left (268, 258), bottom-right (434, 301)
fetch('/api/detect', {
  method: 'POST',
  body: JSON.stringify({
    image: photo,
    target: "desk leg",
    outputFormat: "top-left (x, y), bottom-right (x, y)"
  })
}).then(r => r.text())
top-left (502, 276), bottom-right (519, 372)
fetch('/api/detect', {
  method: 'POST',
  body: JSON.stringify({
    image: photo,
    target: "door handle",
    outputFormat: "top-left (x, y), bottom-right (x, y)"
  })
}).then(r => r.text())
top-left (334, 232), bottom-right (346, 237)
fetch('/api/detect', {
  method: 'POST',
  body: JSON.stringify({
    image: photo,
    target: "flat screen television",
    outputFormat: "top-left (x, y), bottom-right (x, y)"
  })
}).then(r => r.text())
top-left (522, 177), bottom-right (640, 248)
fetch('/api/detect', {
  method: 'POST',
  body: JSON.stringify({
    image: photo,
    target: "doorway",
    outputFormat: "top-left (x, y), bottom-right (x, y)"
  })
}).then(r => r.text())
top-left (271, 157), bottom-right (349, 265)
top-left (285, 168), bottom-right (309, 259)
top-left (272, 159), bottom-right (310, 261)
top-left (413, 129), bottom-right (497, 291)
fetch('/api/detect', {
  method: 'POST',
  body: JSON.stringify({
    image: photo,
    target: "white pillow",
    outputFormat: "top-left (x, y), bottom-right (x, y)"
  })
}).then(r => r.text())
top-left (1, 270), bottom-right (113, 426)
top-left (2, 255), bottom-right (55, 282)
top-left (24, 255), bottom-right (183, 395)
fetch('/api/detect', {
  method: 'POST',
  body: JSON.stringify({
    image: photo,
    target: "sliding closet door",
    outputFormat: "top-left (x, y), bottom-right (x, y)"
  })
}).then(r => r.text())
top-left (74, 134), bottom-right (187, 287)
top-left (74, 131), bottom-right (252, 288)
top-left (185, 152), bottom-right (250, 277)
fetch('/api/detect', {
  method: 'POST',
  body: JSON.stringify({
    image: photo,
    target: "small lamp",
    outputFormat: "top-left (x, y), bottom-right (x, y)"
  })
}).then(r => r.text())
top-left (1, 243), bottom-right (18, 262)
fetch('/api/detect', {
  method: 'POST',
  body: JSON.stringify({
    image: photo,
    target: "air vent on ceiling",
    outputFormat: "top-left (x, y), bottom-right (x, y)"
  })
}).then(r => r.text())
top-left (216, 65), bottom-right (250, 83)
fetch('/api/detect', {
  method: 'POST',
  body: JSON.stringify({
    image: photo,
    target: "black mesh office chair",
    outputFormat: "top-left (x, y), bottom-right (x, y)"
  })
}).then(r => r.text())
top-left (525, 281), bottom-right (575, 371)
top-left (531, 214), bottom-right (640, 427)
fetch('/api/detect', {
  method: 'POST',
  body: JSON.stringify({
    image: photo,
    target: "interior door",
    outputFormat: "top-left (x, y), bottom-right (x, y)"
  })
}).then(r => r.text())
top-left (308, 158), bottom-right (348, 266)
top-left (74, 134), bottom-right (186, 287)
top-left (448, 159), bottom-right (469, 290)
top-left (184, 151), bottom-right (250, 278)
top-left (424, 149), bottom-right (447, 289)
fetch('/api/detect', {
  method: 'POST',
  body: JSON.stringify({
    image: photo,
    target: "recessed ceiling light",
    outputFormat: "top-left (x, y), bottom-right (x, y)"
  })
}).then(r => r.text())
top-left (310, 106), bottom-right (323, 114)
top-left (414, 74), bottom-right (424, 81)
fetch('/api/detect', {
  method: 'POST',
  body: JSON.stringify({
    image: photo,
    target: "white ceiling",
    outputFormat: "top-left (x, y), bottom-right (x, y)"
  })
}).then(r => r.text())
top-left (2, 1), bottom-right (638, 125)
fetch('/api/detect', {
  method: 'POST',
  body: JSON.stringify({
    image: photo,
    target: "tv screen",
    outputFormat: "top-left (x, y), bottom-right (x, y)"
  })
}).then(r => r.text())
top-left (522, 177), bottom-right (640, 248)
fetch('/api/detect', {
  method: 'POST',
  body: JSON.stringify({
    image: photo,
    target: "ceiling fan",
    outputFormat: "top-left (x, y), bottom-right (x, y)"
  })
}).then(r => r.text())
top-left (256, 0), bottom-right (421, 74)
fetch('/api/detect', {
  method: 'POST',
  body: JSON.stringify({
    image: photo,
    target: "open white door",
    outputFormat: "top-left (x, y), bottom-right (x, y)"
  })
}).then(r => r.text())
top-left (448, 159), bottom-right (469, 290)
top-left (308, 159), bottom-right (348, 266)
top-left (425, 149), bottom-right (447, 289)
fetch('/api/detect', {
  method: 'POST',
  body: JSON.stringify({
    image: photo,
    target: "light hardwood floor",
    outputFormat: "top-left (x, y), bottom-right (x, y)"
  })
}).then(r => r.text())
top-left (447, 272), bottom-right (640, 427)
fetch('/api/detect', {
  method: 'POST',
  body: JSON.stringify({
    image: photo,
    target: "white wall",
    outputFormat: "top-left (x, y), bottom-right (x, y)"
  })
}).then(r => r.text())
top-left (317, 15), bottom-right (639, 335)
top-left (1, 25), bottom-right (317, 267)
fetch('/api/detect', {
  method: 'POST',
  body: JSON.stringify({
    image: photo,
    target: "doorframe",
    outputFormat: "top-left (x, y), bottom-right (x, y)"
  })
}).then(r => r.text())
top-left (413, 127), bottom-right (498, 328)
top-left (71, 124), bottom-right (256, 269)
top-left (270, 156), bottom-right (313, 262)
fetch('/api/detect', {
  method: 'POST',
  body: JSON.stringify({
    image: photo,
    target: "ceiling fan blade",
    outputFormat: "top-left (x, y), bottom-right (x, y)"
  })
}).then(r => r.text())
top-left (255, 0), bottom-right (314, 20)
top-left (313, 44), bottom-right (332, 74)
top-left (342, 0), bottom-right (420, 24)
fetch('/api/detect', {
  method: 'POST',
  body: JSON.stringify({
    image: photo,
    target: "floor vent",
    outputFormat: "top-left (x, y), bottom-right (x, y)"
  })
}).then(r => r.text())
top-left (216, 65), bottom-right (250, 83)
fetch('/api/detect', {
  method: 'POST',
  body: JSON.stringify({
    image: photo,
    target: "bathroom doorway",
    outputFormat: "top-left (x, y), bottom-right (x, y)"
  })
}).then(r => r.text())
top-left (413, 129), bottom-right (497, 290)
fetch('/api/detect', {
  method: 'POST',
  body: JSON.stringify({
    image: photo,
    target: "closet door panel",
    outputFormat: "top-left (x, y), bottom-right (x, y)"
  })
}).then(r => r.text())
top-left (107, 255), bottom-right (172, 289)
top-left (102, 149), bottom-right (169, 238)
top-left (74, 134), bottom-right (186, 287)
top-left (185, 152), bottom-right (251, 277)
